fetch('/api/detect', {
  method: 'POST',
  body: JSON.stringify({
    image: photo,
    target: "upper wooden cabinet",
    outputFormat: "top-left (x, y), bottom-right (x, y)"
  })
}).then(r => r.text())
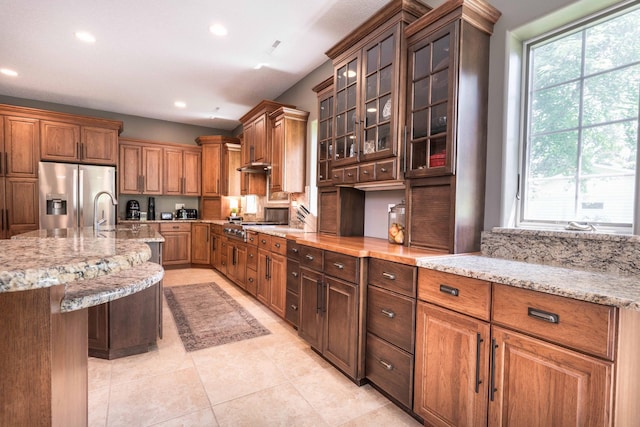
top-left (196, 135), bottom-right (241, 197)
top-left (239, 100), bottom-right (294, 167)
top-left (323, 0), bottom-right (431, 188)
top-left (118, 138), bottom-right (163, 195)
top-left (163, 146), bottom-right (201, 196)
top-left (40, 119), bottom-right (120, 165)
top-left (269, 107), bottom-right (309, 195)
top-left (313, 78), bottom-right (334, 188)
top-left (2, 116), bottom-right (39, 177)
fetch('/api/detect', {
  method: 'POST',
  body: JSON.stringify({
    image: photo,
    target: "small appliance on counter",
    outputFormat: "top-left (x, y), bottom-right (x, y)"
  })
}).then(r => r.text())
top-left (147, 197), bottom-right (156, 220)
top-left (126, 200), bottom-right (141, 220)
top-left (160, 212), bottom-right (173, 220)
top-left (176, 208), bottom-right (198, 219)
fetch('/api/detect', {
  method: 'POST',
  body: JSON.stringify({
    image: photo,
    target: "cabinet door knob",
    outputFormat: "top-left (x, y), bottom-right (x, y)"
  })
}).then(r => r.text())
top-left (363, 170), bottom-right (369, 174)
top-left (291, 248), bottom-right (299, 253)
top-left (248, 277), bottom-right (254, 283)
top-left (347, 172), bottom-right (353, 177)
top-left (381, 309), bottom-right (395, 318)
top-left (380, 167), bottom-right (387, 173)
top-left (292, 271), bottom-right (299, 277)
top-left (261, 239), bottom-right (267, 244)
top-left (382, 272), bottom-right (396, 280)
top-left (333, 262), bottom-right (344, 269)
top-left (305, 254), bottom-right (314, 261)
top-left (275, 242), bottom-right (281, 248)
top-left (290, 304), bottom-right (298, 311)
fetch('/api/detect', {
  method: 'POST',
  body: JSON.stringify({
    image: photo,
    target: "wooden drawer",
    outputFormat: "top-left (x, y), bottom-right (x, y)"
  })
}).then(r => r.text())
top-left (375, 160), bottom-right (396, 181)
top-left (271, 236), bottom-right (287, 256)
top-left (246, 246), bottom-right (258, 271)
top-left (492, 284), bottom-right (617, 360)
top-left (286, 239), bottom-right (301, 261)
top-left (246, 231), bottom-right (259, 246)
top-left (285, 290), bottom-right (299, 327)
top-left (324, 251), bottom-right (359, 283)
top-left (245, 269), bottom-right (257, 296)
top-left (287, 259), bottom-right (300, 293)
top-left (159, 222), bottom-right (191, 232)
top-left (367, 285), bottom-right (415, 353)
top-left (418, 269), bottom-right (491, 322)
top-left (298, 245), bottom-right (323, 272)
top-left (257, 233), bottom-right (271, 250)
top-left (359, 163), bottom-right (375, 182)
top-left (366, 332), bottom-right (413, 409)
top-left (369, 259), bottom-right (416, 297)
top-left (331, 167), bottom-right (344, 184)
top-left (343, 166), bottom-right (358, 184)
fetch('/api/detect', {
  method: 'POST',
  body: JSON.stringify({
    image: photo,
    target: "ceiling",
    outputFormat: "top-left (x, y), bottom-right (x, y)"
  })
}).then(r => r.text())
top-left (0, 0), bottom-right (398, 131)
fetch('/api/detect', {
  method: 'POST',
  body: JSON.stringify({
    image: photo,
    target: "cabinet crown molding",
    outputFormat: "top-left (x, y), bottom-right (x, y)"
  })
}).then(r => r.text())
top-left (239, 100), bottom-right (296, 124)
top-left (405, 0), bottom-right (501, 38)
top-left (0, 103), bottom-right (123, 133)
top-left (195, 135), bottom-right (240, 146)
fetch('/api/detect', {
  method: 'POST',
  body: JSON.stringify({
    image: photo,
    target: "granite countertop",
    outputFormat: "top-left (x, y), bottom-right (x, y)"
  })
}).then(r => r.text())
top-left (60, 261), bottom-right (164, 312)
top-left (0, 237), bottom-right (151, 293)
top-left (16, 226), bottom-right (165, 242)
top-left (416, 228), bottom-right (640, 311)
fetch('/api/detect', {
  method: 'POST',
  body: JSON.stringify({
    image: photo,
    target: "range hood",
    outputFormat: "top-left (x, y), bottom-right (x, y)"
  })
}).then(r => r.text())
top-left (237, 162), bottom-right (271, 173)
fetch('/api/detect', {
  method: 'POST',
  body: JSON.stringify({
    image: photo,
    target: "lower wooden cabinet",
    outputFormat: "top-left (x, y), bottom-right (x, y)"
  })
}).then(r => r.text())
top-left (257, 242), bottom-right (286, 318)
top-left (299, 266), bottom-right (324, 350)
top-left (0, 177), bottom-right (39, 239)
top-left (226, 240), bottom-right (247, 289)
top-left (191, 223), bottom-right (210, 265)
top-left (414, 301), bottom-right (490, 427)
top-left (160, 222), bottom-right (191, 266)
top-left (88, 283), bottom-right (161, 359)
top-left (489, 326), bottom-right (611, 427)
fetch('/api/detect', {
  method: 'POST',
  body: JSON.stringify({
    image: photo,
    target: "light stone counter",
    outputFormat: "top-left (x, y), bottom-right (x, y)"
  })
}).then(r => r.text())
top-left (417, 228), bottom-right (640, 311)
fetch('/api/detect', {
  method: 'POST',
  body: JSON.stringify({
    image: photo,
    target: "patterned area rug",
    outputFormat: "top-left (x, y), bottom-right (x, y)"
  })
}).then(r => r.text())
top-left (164, 282), bottom-right (270, 352)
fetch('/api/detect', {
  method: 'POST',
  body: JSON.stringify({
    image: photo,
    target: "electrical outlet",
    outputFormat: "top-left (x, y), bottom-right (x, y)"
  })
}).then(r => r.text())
top-left (175, 203), bottom-right (184, 210)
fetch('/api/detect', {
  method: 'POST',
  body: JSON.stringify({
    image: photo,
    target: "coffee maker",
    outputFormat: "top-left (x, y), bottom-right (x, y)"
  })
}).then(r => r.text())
top-left (126, 200), bottom-right (140, 220)
top-left (147, 197), bottom-right (156, 220)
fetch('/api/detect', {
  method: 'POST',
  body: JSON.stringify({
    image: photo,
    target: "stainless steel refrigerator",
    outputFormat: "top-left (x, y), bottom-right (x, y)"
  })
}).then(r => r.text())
top-left (38, 162), bottom-right (117, 230)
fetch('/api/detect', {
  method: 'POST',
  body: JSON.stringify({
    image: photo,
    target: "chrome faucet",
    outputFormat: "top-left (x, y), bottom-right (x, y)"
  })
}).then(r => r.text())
top-left (93, 191), bottom-right (118, 231)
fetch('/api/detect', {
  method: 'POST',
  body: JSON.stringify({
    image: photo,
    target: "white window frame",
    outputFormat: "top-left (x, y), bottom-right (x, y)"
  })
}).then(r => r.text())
top-left (516, 0), bottom-right (640, 234)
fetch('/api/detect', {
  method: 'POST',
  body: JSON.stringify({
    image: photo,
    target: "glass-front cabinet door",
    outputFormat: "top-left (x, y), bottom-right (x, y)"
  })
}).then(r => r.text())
top-left (333, 57), bottom-right (360, 166)
top-left (406, 22), bottom-right (457, 178)
top-left (361, 29), bottom-right (398, 161)
top-left (318, 90), bottom-right (334, 187)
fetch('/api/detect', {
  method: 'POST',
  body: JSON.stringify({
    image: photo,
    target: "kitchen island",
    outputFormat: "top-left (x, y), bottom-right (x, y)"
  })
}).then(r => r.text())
top-left (0, 230), bottom-right (164, 427)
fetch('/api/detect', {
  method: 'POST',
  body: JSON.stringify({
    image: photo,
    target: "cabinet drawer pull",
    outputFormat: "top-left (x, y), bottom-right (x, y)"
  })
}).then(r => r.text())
top-left (291, 248), bottom-right (299, 253)
top-left (248, 277), bottom-right (254, 283)
top-left (439, 284), bottom-right (459, 297)
top-left (378, 360), bottom-right (394, 371)
top-left (292, 271), bottom-right (299, 277)
top-left (381, 309), bottom-right (395, 319)
top-left (305, 254), bottom-right (314, 261)
top-left (527, 308), bottom-right (559, 324)
top-left (249, 253), bottom-right (254, 258)
top-left (274, 242), bottom-right (281, 248)
top-left (290, 304), bottom-right (298, 311)
top-left (347, 172), bottom-right (353, 177)
top-left (363, 170), bottom-right (369, 174)
top-left (333, 175), bottom-right (339, 179)
top-left (172, 226), bottom-right (179, 229)
top-left (333, 262), bottom-right (344, 269)
top-left (382, 272), bottom-right (396, 280)
top-left (380, 167), bottom-right (388, 173)
top-left (249, 237), bottom-right (255, 243)
top-left (261, 239), bottom-right (267, 244)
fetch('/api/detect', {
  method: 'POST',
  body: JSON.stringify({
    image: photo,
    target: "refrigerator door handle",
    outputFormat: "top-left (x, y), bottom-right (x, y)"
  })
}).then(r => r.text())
top-left (76, 168), bottom-right (82, 228)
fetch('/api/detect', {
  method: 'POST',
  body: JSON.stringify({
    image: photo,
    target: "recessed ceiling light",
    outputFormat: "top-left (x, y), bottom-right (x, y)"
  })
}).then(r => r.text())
top-left (209, 24), bottom-right (228, 37)
top-left (254, 63), bottom-right (269, 70)
top-left (174, 101), bottom-right (186, 108)
top-left (0, 68), bottom-right (18, 77)
top-left (75, 31), bottom-right (96, 43)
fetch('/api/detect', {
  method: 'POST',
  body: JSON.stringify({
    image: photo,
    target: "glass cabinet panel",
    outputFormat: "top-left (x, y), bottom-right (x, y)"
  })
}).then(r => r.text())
top-left (407, 24), bottom-right (455, 177)
top-left (317, 93), bottom-right (334, 186)
top-left (334, 58), bottom-right (359, 163)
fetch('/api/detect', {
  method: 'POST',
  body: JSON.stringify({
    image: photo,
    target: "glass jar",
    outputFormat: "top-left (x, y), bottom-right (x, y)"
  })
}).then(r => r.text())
top-left (388, 201), bottom-right (406, 245)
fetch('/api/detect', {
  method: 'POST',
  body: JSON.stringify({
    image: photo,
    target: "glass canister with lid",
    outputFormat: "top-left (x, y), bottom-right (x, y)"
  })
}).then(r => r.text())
top-left (388, 200), bottom-right (406, 245)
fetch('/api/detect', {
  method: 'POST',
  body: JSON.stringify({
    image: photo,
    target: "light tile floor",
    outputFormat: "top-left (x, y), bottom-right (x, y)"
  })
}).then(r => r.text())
top-left (88, 268), bottom-right (422, 427)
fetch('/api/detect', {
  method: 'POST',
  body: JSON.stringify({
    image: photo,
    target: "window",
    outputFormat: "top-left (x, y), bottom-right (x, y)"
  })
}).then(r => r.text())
top-left (520, 2), bottom-right (640, 232)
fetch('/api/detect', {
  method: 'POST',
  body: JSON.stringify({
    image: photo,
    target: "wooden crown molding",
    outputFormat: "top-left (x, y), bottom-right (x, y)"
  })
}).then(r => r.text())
top-left (405, 0), bottom-right (502, 38)
top-left (0, 103), bottom-right (123, 132)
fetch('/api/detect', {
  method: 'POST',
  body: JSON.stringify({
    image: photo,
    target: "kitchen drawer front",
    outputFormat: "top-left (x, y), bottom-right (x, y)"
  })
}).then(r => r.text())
top-left (257, 233), bottom-right (272, 250)
top-left (299, 245), bottom-right (323, 272)
top-left (287, 259), bottom-right (300, 293)
top-left (324, 251), bottom-right (359, 283)
top-left (375, 160), bottom-right (396, 181)
top-left (331, 167), bottom-right (344, 184)
top-left (246, 246), bottom-right (258, 271)
top-left (285, 290), bottom-right (299, 327)
top-left (160, 222), bottom-right (191, 232)
top-left (245, 269), bottom-right (257, 296)
top-left (286, 239), bottom-right (301, 261)
top-left (367, 285), bottom-right (415, 353)
top-left (246, 231), bottom-right (259, 246)
top-left (366, 332), bottom-right (413, 408)
top-left (418, 269), bottom-right (491, 321)
top-left (492, 284), bottom-right (617, 360)
top-left (369, 259), bottom-right (416, 297)
top-left (270, 236), bottom-right (287, 256)
top-left (358, 163), bottom-right (375, 182)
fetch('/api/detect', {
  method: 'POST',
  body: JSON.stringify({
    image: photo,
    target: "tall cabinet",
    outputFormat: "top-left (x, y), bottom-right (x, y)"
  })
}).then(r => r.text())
top-left (404, 0), bottom-right (500, 253)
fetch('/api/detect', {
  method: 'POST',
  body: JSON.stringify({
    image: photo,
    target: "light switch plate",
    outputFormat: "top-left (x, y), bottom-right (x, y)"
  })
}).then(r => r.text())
top-left (175, 203), bottom-right (185, 209)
